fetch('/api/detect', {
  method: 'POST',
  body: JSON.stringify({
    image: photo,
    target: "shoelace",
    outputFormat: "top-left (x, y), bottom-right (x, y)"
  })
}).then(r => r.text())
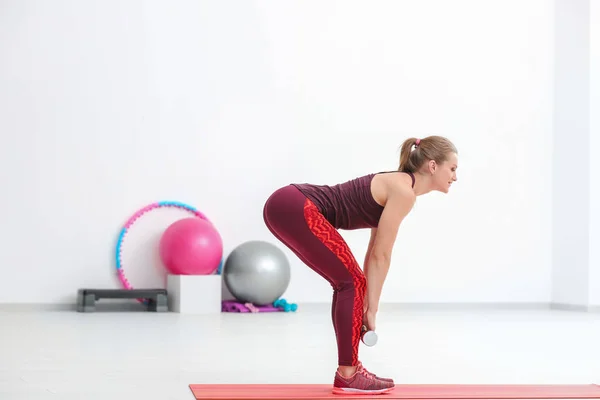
top-left (357, 368), bottom-right (375, 379)
top-left (357, 363), bottom-right (378, 379)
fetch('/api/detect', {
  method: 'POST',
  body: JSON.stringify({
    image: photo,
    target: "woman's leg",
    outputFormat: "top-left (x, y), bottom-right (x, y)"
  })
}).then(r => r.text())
top-left (263, 185), bottom-right (366, 367)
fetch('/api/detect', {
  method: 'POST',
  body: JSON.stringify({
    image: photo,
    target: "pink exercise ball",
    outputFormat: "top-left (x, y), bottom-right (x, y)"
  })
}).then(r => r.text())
top-left (159, 217), bottom-right (223, 275)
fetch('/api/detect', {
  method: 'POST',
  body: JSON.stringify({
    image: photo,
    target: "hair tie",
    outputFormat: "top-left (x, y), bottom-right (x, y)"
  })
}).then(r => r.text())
top-left (415, 138), bottom-right (421, 146)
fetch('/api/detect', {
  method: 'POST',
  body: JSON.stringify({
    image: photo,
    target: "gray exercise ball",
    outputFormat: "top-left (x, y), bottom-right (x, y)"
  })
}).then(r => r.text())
top-left (223, 240), bottom-right (291, 306)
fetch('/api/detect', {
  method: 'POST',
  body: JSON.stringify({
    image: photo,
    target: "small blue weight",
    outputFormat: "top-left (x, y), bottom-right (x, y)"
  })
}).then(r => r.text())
top-left (273, 297), bottom-right (297, 312)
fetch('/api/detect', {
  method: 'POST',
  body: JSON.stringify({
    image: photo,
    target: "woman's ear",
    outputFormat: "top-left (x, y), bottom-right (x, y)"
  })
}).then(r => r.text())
top-left (429, 160), bottom-right (437, 174)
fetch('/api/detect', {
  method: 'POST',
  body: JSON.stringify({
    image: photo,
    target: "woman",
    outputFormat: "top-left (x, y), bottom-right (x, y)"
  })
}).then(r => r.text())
top-left (263, 136), bottom-right (458, 395)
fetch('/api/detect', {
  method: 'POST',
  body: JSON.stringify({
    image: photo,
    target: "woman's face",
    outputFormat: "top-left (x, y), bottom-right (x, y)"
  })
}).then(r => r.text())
top-left (432, 152), bottom-right (458, 193)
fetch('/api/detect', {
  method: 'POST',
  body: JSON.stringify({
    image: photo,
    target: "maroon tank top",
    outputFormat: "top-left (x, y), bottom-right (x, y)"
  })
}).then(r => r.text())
top-left (291, 171), bottom-right (415, 230)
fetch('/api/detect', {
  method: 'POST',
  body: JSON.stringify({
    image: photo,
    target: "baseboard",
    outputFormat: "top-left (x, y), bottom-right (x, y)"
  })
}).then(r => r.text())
top-left (377, 302), bottom-right (551, 311)
top-left (0, 301), bottom-right (149, 312)
top-left (306, 302), bottom-right (600, 312)
top-left (550, 302), bottom-right (600, 312)
top-left (1, 301), bottom-right (598, 313)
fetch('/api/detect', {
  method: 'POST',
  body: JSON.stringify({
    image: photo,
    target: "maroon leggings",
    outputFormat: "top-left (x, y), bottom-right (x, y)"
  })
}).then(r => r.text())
top-left (263, 185), bottom-right (366, 366)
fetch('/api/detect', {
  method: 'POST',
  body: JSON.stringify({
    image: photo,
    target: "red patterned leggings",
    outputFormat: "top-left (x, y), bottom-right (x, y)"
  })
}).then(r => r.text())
top-left (263, 185), bottom-right (366, 366)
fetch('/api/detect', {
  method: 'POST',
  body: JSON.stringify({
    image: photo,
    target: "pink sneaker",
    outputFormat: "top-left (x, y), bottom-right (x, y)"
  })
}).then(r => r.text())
top-left (332, 368), bottom-right (395, 395)
top-left (357, 361), bottom-right (394, 383)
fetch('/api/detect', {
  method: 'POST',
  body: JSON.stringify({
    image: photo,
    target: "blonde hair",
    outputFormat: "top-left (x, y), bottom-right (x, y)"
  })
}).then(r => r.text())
top-left (398, 135), bottom-right (457, 173)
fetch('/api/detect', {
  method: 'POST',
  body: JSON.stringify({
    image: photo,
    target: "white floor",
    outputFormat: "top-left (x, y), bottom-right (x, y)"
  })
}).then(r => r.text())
top-left (1, 304), bottom-right (599, 400)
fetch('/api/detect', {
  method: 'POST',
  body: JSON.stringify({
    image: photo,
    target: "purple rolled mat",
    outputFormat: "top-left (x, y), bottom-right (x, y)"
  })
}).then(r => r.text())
top-left (221, 300), bottom-right (282, 313)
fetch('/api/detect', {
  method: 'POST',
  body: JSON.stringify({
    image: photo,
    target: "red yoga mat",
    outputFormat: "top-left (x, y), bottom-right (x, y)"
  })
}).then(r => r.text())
top-left (189, 383), bottom-right (600, 400)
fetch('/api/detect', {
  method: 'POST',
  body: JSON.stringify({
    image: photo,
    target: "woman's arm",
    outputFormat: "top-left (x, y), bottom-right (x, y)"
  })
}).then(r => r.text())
top-left (363, 228), bottom-right (377, 273)
top-left (365, 187), bottom-right (415, 313)
top-left (362, 228), bottom-right (377, 312)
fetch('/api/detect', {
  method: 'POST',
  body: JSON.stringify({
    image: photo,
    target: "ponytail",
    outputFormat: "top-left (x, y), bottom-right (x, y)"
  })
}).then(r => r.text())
top-left (397, 136), bottom-right (457, 172)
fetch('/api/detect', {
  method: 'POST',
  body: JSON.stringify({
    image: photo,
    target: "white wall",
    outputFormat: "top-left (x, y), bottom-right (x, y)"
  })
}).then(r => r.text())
top-left (589, 0), bottom-right (600, 307)
top-left (552, 0), bottom-right (590, 307)
top-left (0, 0), bottom-right (555, 305)
top-left (551, 0), bottom-right (600, 310)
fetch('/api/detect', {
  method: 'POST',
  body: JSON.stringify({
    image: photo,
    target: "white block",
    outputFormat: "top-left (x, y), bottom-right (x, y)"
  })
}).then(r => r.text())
top-left (167, 274), bottom-right (222, 314)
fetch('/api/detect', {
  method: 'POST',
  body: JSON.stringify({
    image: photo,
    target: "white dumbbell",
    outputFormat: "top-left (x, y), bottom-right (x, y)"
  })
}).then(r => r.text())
top-left (361, 325), bottom-right (378, 346)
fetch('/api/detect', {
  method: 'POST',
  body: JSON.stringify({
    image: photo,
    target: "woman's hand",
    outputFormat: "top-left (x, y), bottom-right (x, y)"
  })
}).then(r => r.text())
top-left (363, 309), bottom-right (377, 332)
top-left (363, 292), bottom-right (376, 331)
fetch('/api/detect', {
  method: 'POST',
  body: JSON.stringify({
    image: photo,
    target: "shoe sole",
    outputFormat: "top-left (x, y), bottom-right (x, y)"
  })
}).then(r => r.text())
top-left (331, 386), bottom-right (395, 395)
